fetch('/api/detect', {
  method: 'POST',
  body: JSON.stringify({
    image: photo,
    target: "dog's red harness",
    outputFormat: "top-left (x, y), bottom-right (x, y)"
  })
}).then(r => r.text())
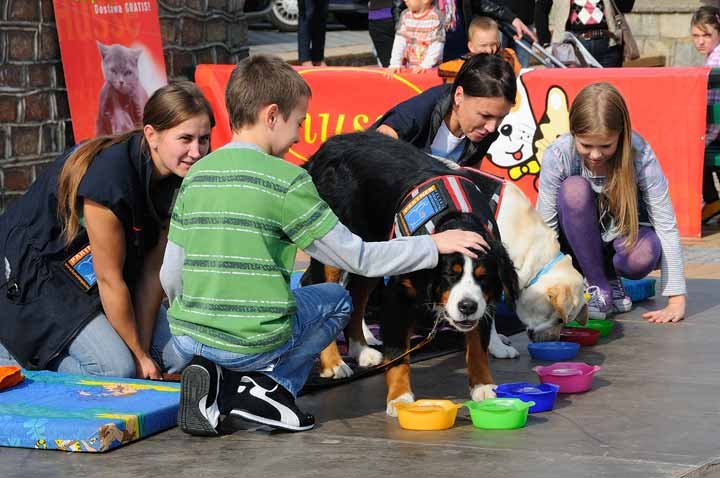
top-left (391, 169), bottom-right (505, 240)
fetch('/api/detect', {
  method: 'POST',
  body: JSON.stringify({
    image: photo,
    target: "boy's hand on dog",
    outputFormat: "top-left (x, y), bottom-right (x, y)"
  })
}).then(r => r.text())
top-left (431, 230), bottom-right (488, 259)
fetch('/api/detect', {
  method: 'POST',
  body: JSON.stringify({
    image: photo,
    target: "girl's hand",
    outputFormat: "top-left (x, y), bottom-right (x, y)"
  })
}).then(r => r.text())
top-left (410, 66), bottom-right (427, 74)
top-left (135, 354), bottom-right (162, 379)
top-left (642, 294), bottom-right (686, 324)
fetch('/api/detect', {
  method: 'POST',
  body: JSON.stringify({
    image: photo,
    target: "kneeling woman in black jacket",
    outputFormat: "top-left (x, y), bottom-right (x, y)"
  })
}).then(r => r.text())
top-left (0, 82), bottom-right (214, 378)
top-left (374, 53), bottom-right (516, 169)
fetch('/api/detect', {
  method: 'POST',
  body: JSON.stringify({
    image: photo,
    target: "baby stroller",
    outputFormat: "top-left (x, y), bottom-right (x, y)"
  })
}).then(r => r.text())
top-left (498, 22), bottom-right (603, 68)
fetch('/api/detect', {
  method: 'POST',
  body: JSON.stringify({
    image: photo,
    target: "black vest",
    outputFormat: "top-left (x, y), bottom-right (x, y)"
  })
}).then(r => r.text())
top-left (0, 134), bottom-right (178, 369)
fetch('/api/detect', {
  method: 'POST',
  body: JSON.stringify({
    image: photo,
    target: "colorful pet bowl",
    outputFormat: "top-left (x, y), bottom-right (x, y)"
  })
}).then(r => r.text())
top-left (560, 327), bottom-right (600, 346)
top-left (494, 382), bottom-right (560, 413)
top-left (565, 319), bottom-right (614, 337)
top-left (394, 400), bottom-right (463, 431)
top-left (527, 341), bottom-right (580, 361)
top-left (533, 362), bottom-right (602, 393)
top-left (0, 365), bottom-right (23, 391)
top-left (464, 398), bottom-right (535, 429)
top-left (622, 277), bottom-right (655, 302)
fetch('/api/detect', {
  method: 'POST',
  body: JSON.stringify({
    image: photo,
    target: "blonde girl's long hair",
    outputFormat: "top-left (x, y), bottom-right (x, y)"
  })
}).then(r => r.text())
top-left (57, 81), bottom-right (215, 245)
top-left (569, 82), bottom-right (638, 246)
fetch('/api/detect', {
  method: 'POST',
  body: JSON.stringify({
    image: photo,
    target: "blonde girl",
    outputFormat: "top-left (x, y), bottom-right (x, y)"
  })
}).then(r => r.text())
top-left (537, 82), bottom-right (687, 323)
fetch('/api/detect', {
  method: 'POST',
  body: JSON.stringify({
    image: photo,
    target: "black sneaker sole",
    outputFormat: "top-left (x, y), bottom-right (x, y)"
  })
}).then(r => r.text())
top-left (178, 364), bottom-right (220, 436)
top-left (228, 409), bottom-right (314, 432)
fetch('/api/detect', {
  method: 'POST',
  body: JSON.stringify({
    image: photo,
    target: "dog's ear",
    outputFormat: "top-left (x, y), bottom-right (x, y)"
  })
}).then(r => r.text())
top-left (547, 284), bottom-right (572, 323)
top-left (575, 303), bottom-right (589, 325)
top-left (490, 240), bottom-right (520, 310)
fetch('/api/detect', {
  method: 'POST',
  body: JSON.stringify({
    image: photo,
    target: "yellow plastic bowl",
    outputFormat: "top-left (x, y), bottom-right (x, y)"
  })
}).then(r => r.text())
top-left (395, 400), bottom-right (463, 431)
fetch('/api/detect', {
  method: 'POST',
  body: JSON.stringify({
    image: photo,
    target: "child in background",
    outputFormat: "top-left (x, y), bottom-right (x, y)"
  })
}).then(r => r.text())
top-left (387, 0), bottom-right (445, 74)
top-left (691, 5), bottom-right (720, 222)
top-left (163, 55), bottom-right (489, 435)
top-left (438, 16), bottom-right (520, 82)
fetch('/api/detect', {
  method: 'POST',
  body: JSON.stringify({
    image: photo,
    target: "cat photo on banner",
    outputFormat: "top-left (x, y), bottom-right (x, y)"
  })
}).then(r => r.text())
top-left (95, 41), bottom-right (165, 136)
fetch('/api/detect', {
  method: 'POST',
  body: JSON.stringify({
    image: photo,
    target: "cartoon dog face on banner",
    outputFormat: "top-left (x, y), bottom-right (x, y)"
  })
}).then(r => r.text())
top-left (486, 71), bottom-right (570, 189)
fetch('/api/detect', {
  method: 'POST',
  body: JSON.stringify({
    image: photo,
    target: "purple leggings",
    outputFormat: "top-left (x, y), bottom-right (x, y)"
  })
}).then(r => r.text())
top-left (557, 177), bottom-right (662, 294)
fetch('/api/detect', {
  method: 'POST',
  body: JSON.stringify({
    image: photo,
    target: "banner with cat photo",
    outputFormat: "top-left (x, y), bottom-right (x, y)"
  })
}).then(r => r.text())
top-left (53, 0), bottom-right (167, 142)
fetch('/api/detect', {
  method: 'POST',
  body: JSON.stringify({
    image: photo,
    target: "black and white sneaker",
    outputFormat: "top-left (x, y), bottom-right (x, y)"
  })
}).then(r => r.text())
top-left (222, 372), bottom-right (315, 432)
top-left (178, 355), bottom-right (222, 436)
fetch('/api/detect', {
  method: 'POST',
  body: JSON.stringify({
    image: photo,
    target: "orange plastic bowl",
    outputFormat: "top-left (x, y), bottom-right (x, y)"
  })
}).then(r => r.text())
top-left (0, 365), bottom-right (23, 391)
top-left (395, 400), bottom-right (463, 430)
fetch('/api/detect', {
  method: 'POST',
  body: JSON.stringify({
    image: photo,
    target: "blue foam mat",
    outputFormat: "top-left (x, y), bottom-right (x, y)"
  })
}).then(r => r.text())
top-left (0, 371), bottom-right (179, 452)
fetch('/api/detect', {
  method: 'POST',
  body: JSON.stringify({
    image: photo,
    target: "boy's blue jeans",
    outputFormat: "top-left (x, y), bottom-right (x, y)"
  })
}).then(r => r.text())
top-left (173, 283), bottom-right (352, 397)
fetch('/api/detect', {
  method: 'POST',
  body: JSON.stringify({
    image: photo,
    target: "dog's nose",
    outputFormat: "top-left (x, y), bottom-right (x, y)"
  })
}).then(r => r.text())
top-left (458, 299), bottom-right (478, 316)
top-left (527, 329), bottom-right (535, 342)
top-left (500, 124), bottom-right (512, 137)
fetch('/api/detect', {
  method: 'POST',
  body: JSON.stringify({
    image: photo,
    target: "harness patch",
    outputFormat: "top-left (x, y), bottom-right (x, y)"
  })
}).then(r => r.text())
top-left (400, 184), bottom-right (448, 235)
top-left (63, 245), bottom-right (97, 292)
top-left (393, 173), bottom-right (503, 240)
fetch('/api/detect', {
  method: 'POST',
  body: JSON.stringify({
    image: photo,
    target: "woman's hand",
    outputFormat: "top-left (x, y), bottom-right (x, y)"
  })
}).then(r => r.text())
top-left (642, 294), bottom-right (686, 324)
top-left (385, 67), bottom-right (401, 78)
top-left (135, 353), bottom-right (162, 379)
top-left (511, 17), bottom-right (538, 42)
top-left (376, 124), bottom-right (399, 139)
top-left (431, 230), bottom-right (489, 259)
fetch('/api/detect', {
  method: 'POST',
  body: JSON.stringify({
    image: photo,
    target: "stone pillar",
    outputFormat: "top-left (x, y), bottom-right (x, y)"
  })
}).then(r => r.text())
top-left (626, 0), bottom-right (706, 66)
top-left (0, 0), bottom-right (248, 211)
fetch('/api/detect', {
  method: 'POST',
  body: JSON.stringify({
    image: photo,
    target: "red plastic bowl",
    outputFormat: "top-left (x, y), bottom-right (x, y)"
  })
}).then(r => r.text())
top-left (533, 362), bottom-right (602, 393)
top-left (560, 327), bottom-right (600, 346)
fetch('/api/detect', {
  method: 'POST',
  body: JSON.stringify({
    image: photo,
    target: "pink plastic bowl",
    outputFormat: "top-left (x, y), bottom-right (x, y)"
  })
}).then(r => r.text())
top-left (533, 362), bottom-right (602, 393)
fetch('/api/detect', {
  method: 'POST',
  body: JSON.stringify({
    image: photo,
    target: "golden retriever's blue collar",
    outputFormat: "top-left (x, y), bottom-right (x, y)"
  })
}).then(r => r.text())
top-left (526, 252), bottom-right (566, 289)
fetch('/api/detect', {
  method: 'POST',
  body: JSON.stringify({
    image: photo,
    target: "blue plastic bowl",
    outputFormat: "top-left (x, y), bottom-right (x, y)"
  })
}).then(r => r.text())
top-left (495, 382), bottom-right (560, 413)
top-left (527, 341), bottom-right (580, 361)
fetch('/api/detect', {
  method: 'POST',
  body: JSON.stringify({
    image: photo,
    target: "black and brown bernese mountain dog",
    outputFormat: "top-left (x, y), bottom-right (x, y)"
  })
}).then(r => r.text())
top-left (303, 131), bottom-right (519, 415)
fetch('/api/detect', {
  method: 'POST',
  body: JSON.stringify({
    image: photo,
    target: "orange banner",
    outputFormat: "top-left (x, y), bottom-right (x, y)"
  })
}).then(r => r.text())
top-left (195, 65), bottom-right (708, 237)
top-left (195, 65), bottom-right (444, 165)
top-left (54, 0), bottom-right (167, 142)
top-left (483, 67), bottom-right (708, 238)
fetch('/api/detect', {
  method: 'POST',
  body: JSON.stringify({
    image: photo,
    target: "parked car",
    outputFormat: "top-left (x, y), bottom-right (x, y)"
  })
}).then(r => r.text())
top-left (247, 0), bottom-right (368, 32)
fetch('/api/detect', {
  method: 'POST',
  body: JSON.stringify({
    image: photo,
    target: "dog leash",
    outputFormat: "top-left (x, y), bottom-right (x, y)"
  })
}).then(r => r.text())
top-left (369, 303), bottom-right (497, 371)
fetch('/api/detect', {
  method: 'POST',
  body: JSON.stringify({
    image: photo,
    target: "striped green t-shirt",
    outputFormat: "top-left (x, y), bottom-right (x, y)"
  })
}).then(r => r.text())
top-left (167, 146), bottom-right (338, 354)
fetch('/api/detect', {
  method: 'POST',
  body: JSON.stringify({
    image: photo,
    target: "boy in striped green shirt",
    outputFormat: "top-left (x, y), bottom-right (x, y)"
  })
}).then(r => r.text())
top-left (161, 55), bottom-right (488, 435)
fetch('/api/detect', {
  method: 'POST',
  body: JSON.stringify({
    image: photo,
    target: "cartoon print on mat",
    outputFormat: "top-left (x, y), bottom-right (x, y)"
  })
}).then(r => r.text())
top-left (0, 371), bottom-right (179, 452)
top-left (485, 72), bottom-right (570, 190)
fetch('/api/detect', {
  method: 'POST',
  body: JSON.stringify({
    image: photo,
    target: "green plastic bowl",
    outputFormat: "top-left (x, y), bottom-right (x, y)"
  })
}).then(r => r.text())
top-left (464, 398), bottom-right (535, 430)
top-left (565, 319), bottom-right (614, 337)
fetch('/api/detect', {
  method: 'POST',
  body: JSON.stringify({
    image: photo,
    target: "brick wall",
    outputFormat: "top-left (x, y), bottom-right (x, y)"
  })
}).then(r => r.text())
top-left (0, 0), bottom-right (248, 211)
